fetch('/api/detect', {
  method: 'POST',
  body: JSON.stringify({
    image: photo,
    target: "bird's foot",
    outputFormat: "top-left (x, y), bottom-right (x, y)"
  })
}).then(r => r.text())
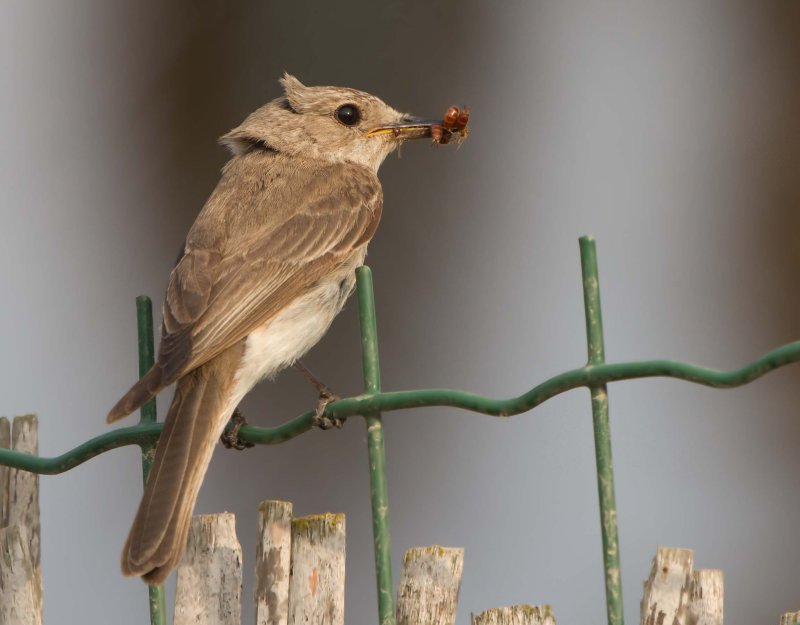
top-left (220, 407), bottom-right (255, 450)
top-left (311, 389), bottom-right (344, 430)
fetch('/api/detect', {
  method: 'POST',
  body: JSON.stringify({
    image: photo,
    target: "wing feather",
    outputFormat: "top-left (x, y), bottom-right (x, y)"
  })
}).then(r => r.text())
top-left (156, 151), bottom-right (382, 384)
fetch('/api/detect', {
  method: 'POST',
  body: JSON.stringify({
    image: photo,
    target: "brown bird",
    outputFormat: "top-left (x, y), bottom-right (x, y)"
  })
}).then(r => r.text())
top-left (107, 74), bottom-right (463, 584)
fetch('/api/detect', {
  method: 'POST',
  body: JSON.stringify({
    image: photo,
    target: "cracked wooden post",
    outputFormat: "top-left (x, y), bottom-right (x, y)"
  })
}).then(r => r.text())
top-left (288, 513), bottom-right (345, 625)
top-left (687, 569), bottom-right (723, 625)
top-left (472, 606), bottom-right (556, 625)
top-left (255, 500), bottom-right (293, 625)
top-left (396, 546), bottom-right (464, 625)
top-left (174, 513), bottom-right (242, 625)
top-left (0, 526), bottom-right (42, 625)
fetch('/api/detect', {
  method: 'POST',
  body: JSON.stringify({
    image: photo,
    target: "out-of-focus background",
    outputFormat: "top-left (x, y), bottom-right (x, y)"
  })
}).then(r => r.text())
top-left (2, 2), bottom-right (799, 623)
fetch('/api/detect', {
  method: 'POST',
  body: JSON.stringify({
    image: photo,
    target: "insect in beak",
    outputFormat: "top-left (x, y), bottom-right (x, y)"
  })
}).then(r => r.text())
top-left (367, 106), bottom-right (469, 145)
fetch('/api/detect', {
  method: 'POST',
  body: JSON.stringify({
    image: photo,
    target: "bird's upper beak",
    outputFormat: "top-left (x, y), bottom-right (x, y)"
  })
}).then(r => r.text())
top-left (366, 115), bottom-right (443, 141)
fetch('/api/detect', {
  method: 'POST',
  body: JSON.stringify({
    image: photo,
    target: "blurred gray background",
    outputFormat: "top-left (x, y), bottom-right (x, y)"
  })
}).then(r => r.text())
top-left (2, 2), bottom-right (799, 623)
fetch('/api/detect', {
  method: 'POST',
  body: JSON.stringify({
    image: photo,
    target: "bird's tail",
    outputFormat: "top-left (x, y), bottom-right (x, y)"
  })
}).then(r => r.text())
top-left (120, 343), bottom-right (243, 585)
top-left (107, 365), bottom-right (167, 424)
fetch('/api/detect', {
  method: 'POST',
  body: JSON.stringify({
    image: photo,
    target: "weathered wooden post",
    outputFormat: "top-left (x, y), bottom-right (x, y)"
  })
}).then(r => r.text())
top-left (255, 500), bottom-right (293, 625)
top-left (0, 418), bottom-right (9, 524)
top-left (0, 415), bottom-right (42, 625)
top-left (687, 569), bottom-right (723, 625)
top-left (641, 546), bottom-right (722, 625)
top-left (0, 525), bottom-right (42, 625)
top-left (7, 415), bottom-right (40, 566)
top-left (174, 513), bottom-right (243, 625)
top-left (781, 610), bottom-right (800, 625)
top-left (288, 513), bottom-right (346, 625)
top-left (396, 546), bottom-right (464, 625)
top-left (472, 606), bottom-right (556, 625)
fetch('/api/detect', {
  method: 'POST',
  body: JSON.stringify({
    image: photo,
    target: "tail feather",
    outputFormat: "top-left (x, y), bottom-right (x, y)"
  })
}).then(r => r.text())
top-left (120, 343), bottom-right (243, 584)
top-left (107, 365), bottom-right (166, 423)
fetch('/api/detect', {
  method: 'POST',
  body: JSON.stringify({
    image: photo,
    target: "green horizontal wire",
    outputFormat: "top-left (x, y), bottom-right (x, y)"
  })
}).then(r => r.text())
top-left (2, 339), bottom-right (798, 475)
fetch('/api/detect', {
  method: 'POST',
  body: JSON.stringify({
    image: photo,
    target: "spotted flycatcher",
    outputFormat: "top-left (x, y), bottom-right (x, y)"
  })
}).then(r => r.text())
top-left (106, 74), bottom-right (466, 583)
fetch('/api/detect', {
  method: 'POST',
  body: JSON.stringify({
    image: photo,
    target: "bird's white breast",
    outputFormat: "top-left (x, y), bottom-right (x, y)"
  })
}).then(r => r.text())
top-left (231, 253), bottom-right (364, 404)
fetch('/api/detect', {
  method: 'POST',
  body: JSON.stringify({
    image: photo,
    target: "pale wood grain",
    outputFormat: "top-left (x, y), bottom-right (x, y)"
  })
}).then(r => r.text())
top-left (396, 545), bottom-right (464, 625)
top-left (687, 569), bottom-right (723, 625)
top-left (780, 610), bottom-right (800, 625)
top-left (641, 546), bottom-right (694, 625)
top-left (288, 513), bottom-right (345, 625)
top-left (8, 415), bottom-right (39, 567)
top-left (0, 525), bottom-right (42, 625)
top-left (0, 417), bottom-right (9, 526)
top-left (472, 605), bottom-right (556, 625)
top-left (255, 500), bottom-right (293, 625)
top-left (174, 513), bottom-right (242, 625)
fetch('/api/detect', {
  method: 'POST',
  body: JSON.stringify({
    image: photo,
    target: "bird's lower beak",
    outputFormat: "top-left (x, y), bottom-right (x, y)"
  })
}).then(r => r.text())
top-left (366, 116), bottom-right (443, 141)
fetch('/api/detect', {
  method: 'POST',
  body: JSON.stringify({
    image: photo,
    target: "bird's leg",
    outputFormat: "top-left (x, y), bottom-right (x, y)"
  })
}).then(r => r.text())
top-left (293, 361), bottom-right (343, 429)
top-left (294, 360), bottom-right (339, 400)
top-left (220, 407), bottom-right (255, 450)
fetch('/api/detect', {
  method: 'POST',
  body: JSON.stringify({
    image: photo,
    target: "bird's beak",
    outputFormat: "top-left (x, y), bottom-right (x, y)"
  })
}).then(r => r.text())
top-left (366, 115), bottom-right (443, 141)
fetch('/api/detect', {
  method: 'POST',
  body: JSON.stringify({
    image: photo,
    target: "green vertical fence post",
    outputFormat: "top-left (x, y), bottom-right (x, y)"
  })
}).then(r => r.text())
top-left (579, 237), bottom-right (624, 625)
top-left (135, 296), bottom-right (167, 625)
top-left (356, 267), bottom-right (396, 625)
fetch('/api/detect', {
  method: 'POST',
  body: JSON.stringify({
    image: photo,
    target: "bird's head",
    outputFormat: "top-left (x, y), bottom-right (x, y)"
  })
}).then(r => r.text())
top-left (221, 73), bottom-right (443, 172)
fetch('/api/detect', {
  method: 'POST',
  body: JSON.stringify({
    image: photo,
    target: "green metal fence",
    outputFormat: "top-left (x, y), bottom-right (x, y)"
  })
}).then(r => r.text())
top-left (1, 235), bottom-right (799, 625)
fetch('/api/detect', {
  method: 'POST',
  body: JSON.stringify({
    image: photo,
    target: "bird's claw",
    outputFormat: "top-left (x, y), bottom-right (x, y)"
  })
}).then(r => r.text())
top-left (311, 390), bottom-right (344, 430)
top-left (293, 361), bottom-right (344, 429)
top-left (220, 408), bottom-right (255, 450)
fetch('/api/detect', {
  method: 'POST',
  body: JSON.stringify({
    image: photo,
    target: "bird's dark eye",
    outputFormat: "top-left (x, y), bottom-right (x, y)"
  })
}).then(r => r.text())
top-left (335, 104), bottom-right (361, 126)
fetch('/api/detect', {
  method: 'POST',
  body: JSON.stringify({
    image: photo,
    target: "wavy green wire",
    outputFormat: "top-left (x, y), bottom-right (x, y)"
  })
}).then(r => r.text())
top-left (2, 339), bottom-right (799, 475)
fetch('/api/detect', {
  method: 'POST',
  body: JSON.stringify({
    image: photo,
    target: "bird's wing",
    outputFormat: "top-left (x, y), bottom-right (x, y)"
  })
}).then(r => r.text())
top-left (156, 158), bottom-right (382, 385)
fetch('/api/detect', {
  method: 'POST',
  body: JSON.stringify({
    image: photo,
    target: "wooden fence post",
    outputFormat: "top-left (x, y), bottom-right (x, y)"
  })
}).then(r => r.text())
top-left (255, 500), bottom-right (293, 625)
top-left (641, 547), bottom-right (723, 625)
top-left (174, 512), bottom-right (243, 625)
top-left (8, 415), bottom-right (40, 567)
top-left (0, 526), bottom-right (42, 625)
top-left (687, 569), bottom-right (723, 625)
top-left (0, 418), bottom-right (9, 525)
top-left (0, 415), bottom-right (42, 625)
top-left (472, 606), bottom-right (556, 625)
top-left (396, 546), bottom-right (464, 625)
top-left (780, 611), bottom-right (800, 625)
top-left (288, 513), bottom-right (345, 625)
top-left (641, 546), bottom-right (693, 625)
